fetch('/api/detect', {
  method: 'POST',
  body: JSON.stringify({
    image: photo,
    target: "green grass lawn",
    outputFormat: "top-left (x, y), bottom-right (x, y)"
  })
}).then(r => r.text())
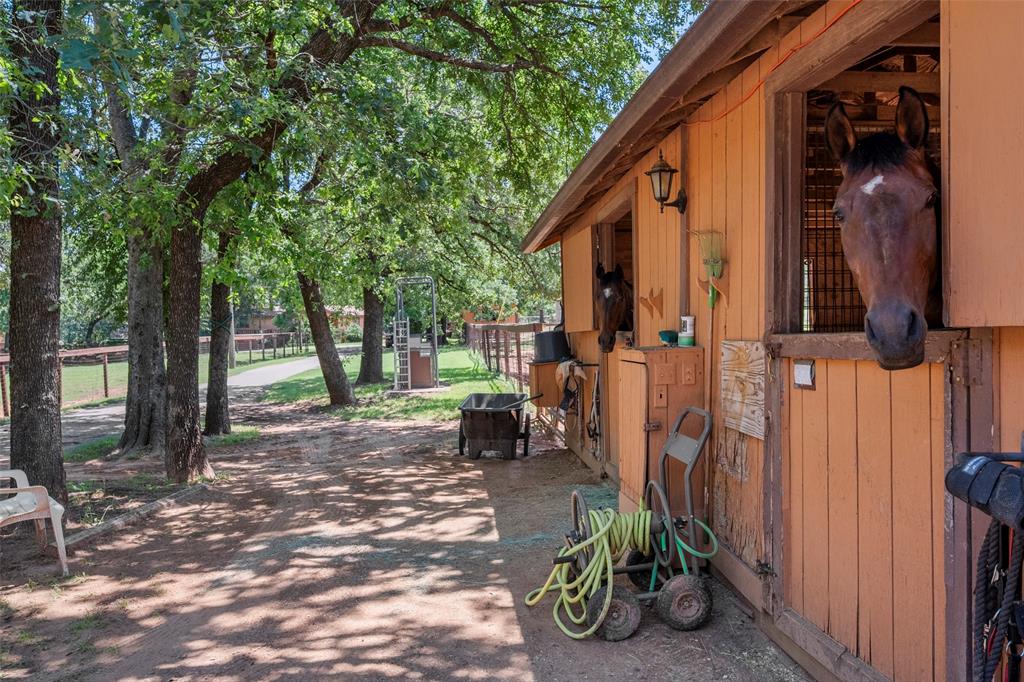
top-left (59, 343), bottom-right (345, 408)
top-left (262, 347), bottom-right (514, 421)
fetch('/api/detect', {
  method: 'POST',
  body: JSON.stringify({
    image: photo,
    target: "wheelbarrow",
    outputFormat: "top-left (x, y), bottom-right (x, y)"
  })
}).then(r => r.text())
top-left (458, 393), bottom-right (536, 460)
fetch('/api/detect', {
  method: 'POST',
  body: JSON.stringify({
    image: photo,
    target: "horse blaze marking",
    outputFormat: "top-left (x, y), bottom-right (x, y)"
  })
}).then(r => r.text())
top-left (861, 174), bottom-right (885, 195)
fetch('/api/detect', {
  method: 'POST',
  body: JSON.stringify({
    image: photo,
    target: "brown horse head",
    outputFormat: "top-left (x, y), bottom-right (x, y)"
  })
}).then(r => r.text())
top-left (596, 263), bottom-right (633, 353)
top-left (825, 86), bottom-right (940, 370)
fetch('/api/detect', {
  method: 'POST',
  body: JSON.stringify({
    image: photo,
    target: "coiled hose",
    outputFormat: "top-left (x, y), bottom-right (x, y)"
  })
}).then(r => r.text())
top-left (524, 508), bottom-right (651, 639)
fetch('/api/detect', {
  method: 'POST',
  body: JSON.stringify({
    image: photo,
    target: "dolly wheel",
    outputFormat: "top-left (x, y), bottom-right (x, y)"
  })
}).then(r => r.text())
top-left (586, 585), bottom-right (642, 641)
top-left (522, 413), bottom-right (531, 457)
top-left (656, 575), bottom-right (712, 631)
top-left (458, 424), bottom-right (468, 457)
top-left (625, 550), bottom-right (666, 591)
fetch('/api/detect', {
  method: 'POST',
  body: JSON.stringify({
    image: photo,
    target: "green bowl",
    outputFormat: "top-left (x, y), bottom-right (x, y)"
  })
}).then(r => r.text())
top-left (658, 330), bottom-right (679, 345)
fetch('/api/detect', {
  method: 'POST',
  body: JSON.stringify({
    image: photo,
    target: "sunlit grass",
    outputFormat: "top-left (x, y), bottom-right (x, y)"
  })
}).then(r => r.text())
top-left (262, 348), bottom-right (516, 421)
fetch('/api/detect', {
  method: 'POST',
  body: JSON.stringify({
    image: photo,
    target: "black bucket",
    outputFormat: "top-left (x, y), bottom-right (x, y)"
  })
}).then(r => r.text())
top-left (534, 330), bottom-right (571, 363)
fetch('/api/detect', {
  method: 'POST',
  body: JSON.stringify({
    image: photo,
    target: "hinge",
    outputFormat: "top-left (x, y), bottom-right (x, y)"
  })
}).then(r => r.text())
top-left (643, 421), bottom-right (662, 432)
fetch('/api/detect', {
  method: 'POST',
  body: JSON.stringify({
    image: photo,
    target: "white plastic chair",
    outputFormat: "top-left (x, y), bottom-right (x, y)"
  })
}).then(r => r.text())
top-left (0, 469), bottom-right (68, 575)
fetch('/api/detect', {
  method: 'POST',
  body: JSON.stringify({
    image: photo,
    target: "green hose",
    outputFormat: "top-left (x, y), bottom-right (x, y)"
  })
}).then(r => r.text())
top-left (524, 508), bottom-right (651, 639)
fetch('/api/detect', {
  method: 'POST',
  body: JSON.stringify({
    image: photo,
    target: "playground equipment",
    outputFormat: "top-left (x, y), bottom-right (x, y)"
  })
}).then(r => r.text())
top-left (393, 276), bottom-right (439, 391)
top-left (525, 408), bottom-right (717, 640)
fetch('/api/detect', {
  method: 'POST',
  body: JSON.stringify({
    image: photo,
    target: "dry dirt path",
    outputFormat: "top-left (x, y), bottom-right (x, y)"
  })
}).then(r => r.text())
top-left (0, 402), bottom-right (808, 681)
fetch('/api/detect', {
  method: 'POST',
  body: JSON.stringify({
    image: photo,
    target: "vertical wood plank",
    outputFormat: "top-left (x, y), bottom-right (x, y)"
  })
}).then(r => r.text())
top-left (801, 360), bottom-right (829, 631)
top-left (741, 60), bottom-right (760, 341)
top-left (826, 360), bottom-right (858, 650)
top-left (891, 366), bottom-right (934, 681)
top-left (930, 361), bottom-right (947, 682)
top-left (946, 2), bottom-right (1024, 326)
top-left (856, 361), bottom-right (894, 677)
top-left (725, 79), bottom-right (743, 340)
top-left (786, 363), bottom-right (805, 614)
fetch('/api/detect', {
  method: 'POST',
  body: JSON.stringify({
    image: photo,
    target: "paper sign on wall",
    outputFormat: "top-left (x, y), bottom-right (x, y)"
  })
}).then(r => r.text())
top-left (720, 340), bottom-right (766, 440)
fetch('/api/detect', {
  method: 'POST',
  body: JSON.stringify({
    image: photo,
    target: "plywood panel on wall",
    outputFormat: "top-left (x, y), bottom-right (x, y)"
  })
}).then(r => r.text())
top-left (562, 225), bottom-right (595, 333)
top-left (782, 359), bottom-right (948, 679)
top-left (945, 2), bottom-right (1024, 326)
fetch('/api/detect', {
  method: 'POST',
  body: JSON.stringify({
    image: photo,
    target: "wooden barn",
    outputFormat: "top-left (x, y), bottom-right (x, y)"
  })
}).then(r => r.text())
top-left (521, 2), bottom-right (1024, 680)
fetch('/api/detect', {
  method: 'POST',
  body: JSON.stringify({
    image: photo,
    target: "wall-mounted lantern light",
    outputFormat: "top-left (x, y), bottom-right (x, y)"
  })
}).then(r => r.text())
top-left (645, 150), bottom-right (687, 214)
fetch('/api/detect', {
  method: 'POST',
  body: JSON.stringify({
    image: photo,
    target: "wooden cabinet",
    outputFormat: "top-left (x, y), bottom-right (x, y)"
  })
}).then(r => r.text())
top-left (616, 346), bottom-right (705, 519)
top-left (528, 361), bottom-right (561, 408)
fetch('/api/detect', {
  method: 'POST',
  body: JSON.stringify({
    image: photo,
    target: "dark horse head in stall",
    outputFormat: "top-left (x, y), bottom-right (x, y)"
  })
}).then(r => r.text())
top-left (824, 86), bottom-right (941, 370)
top-left (596, 263), bottom-right (633, 353)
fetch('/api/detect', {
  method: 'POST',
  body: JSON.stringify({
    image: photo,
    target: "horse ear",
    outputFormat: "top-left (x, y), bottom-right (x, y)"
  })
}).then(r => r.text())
top-left (896, 86), bottom-right (929, 150)
top-left (595, 263), bottom-right (605, 279)
top-left (614, 263), bottom-right (624, 278)
top-left (825, 101), bottom-right (857, 162)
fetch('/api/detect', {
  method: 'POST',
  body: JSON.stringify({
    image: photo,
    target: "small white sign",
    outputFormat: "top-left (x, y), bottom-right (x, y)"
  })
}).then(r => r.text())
top-left (793, 359), bottom-right (816, 389)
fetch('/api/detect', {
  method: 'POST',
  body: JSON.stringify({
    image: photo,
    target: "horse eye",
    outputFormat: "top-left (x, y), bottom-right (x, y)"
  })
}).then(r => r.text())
top-left (832, 208), bottom-right (845, 222)
top-left (925, 192), bottom-right (938, 208)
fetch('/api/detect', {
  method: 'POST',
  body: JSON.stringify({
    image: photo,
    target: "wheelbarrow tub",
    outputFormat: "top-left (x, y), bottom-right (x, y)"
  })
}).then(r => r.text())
top-left (459, 393), bottom-right (530, 460)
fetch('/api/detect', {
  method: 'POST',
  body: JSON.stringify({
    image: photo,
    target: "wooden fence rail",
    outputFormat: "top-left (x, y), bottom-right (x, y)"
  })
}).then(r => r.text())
top-left (0, 331), bottom-right (310, 417)
top-left (465, 322), bottom-right (548, 391)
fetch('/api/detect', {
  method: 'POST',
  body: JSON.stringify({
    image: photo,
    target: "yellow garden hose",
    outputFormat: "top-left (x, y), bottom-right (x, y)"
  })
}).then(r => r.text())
top-left (524, 508), bottom-right (651, 639)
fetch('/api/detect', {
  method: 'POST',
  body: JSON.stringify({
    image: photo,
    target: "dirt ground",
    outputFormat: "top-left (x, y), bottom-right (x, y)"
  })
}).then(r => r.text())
top-left (0, 398), bottom-right (808, 681)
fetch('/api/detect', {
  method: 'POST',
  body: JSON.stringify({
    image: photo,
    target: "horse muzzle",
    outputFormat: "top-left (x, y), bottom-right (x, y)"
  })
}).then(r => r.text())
top-left (865, 301), bottom-right (926, 370)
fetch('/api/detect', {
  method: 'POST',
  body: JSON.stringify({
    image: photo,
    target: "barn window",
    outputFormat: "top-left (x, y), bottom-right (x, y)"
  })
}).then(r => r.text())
top-left (799, 48), bottom-right (941, 333)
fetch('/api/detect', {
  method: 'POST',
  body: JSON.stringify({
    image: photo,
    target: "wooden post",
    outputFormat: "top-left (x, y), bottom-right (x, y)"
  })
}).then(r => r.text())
top-left (494, 330), bottom-right (501, 375)
top-left (102, 353), bottom-right (109, 398)
top-left (0, 363), bottom-right (7, 418)
top-left (483, 329), bottom-right (490, 370)
top-left (515, 332), bottom-right (523, 391)
top-left (248, 340), bottom-right (253, 364)
top-left (261, 333), bottom-right (266, 360)
top-left (272, 333), bottom-right (277, 359)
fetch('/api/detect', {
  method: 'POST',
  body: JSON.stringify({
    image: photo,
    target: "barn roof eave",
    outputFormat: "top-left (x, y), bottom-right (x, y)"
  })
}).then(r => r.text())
top-left (520, 0), bottom-right (788, 254)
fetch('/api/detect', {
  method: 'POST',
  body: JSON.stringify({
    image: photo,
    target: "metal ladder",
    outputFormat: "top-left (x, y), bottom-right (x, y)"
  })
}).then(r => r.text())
top-left (393, 319), bottom-right (411, 391)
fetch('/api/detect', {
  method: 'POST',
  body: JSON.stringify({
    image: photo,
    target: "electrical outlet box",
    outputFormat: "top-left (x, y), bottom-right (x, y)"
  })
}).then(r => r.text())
top-left (682, 361), bottom-right (697, 385)
top-left (654, 363), bottom-right (676, 385)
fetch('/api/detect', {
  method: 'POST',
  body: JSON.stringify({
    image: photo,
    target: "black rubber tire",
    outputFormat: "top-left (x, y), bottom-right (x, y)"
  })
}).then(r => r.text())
top-left (656, 575), bottom-right (712, 631)
top-left (586, 585), bottom-right (642, 641)
top-left (458, 423), bottom-right (467, 457)
top-left (625, 550), bottom-right (667, 591)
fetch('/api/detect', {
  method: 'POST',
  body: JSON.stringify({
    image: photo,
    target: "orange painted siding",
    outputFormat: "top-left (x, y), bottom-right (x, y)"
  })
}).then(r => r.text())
top-left (945, 2), bottom-right (1024, 327)
top-left (784, 360), bottom-right (947, 680)
top-left (562, 225), bottom-right (594, 333)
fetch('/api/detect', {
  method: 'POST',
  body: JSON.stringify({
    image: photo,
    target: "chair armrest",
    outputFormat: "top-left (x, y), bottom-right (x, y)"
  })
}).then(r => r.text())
top-left (0, 486), bottom-right (51, 508)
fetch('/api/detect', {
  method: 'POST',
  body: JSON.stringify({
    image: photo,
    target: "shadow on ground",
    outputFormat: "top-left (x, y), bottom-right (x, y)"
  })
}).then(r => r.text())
top-left (0, 401), bottom-right (807, 681)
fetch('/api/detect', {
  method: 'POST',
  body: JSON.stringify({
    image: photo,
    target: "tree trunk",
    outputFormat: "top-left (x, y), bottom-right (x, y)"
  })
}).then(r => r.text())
top-left (117, 234), bottom-right (167, 455)
top-left (298, 273), bottom-right (355, 405)
top-left (204, 230), bottom-right (234, 435)
top-left (165, 217), bottom-right (212, 482)
top-left (8, 0), bottom-right (66, 503)
top-left (357, 286), bottom-right (385, 384)
top-left (161, 2), bottom-right (374, 477)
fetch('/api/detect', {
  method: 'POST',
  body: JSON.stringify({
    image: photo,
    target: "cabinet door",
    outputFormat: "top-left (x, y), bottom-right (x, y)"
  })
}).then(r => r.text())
top-left (617, 360), bottom-right (648, 505)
